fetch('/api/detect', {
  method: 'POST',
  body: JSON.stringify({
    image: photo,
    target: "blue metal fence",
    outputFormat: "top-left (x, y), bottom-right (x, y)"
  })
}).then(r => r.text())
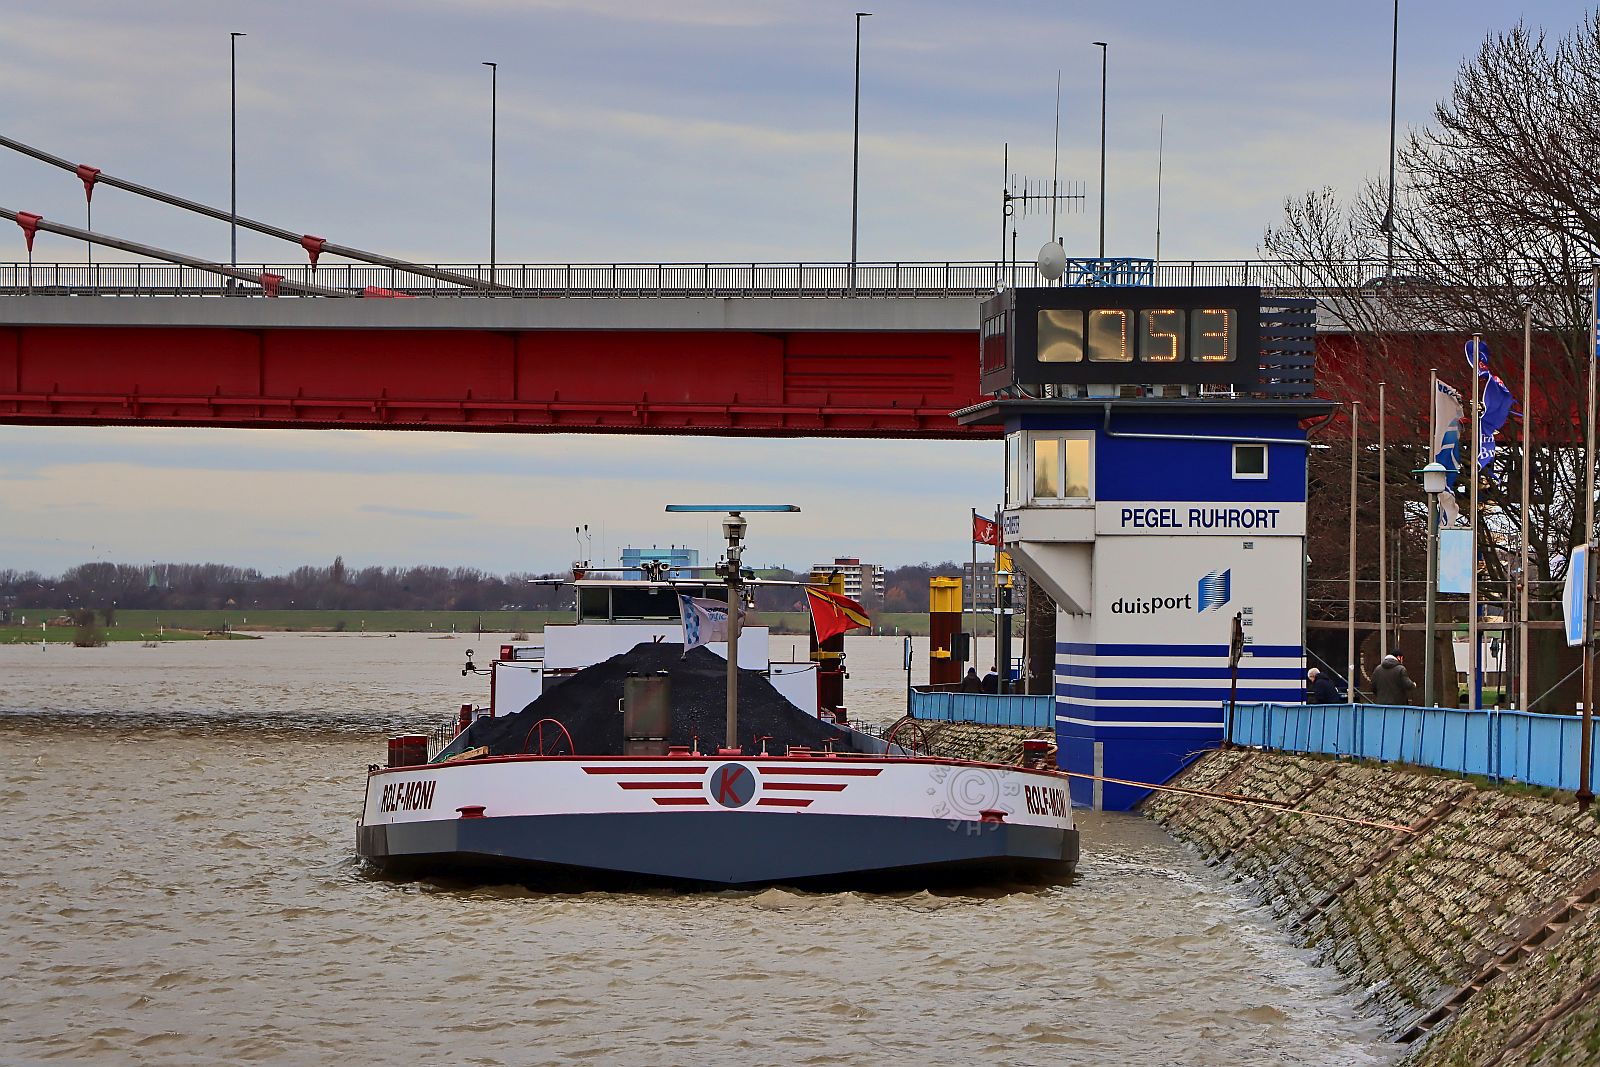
top-left (908, 690), bottom-right (1054, 729)
top-left (1232, 702), bottom-right (1600, 792)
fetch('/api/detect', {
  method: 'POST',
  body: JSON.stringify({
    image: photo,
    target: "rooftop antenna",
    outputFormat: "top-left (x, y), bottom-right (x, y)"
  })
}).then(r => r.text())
top-left (666, 505), bottom-right (800, 751)
top-left (1051, 69), bottom-right (1061, 242)
top-left (1155, 114), bottom-right (1165, 268)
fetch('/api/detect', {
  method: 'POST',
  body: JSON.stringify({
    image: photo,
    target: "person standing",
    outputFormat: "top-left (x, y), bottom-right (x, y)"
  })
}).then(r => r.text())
top-left (1306, 667), bottom-right (1341, 705)
top-left (1370, 653), bottom-right (1417, 706)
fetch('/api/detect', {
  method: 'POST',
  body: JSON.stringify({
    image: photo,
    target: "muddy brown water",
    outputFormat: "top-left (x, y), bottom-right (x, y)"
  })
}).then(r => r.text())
top-left (0, 633), bottom-right (1395, 1065)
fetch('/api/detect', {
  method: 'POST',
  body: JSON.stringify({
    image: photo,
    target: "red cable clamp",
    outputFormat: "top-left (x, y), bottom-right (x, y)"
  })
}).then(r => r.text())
top-left (300, 234), bottom-right (326, 270)
top-left (75, 165), bottom-right (102, 202)
top-left (361, 286), bottom-right (415, 299)
top-left (259, 272), bottom-right (283, 298)
top-left (15, 212), bottom-right (42, 252)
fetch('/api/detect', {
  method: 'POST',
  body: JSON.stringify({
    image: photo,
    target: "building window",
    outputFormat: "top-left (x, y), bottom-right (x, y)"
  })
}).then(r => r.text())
top-left (1233, 443), bottom-right (1267, 479)
top-left (1011, 431), bottom-right (1093, 505)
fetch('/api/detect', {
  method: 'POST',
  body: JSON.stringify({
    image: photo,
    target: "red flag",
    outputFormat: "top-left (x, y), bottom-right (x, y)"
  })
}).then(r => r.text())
top-left (805, 587), bottom-right (871, 643)
top-left (972, 511), bottom-right (1000, 546)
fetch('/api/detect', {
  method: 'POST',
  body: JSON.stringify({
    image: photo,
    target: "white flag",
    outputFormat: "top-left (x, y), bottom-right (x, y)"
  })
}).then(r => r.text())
top-left (678, 595), bottom-right (739, 653)
top-left (1432, 380), bottom-right (1464, 526)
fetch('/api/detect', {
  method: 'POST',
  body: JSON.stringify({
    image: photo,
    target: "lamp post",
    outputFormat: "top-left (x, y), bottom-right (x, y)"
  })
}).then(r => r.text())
top-left (230, 31), bottom-right (246, 279)
top-left (1420, 460), bottom-right (1448, 707)
top-left (483, 61), bottom-right (497, 283)
top-left (850, 12), bottom-right (871, 294)
top-left (1093, 41), bottom-right (1108, 259)
top-left (1384, 0), bottom-right (1399, 275)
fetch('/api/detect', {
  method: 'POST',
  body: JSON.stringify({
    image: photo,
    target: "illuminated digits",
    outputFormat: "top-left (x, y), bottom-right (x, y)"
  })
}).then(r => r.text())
top-left (1139, 308), bottom-right (1183, 361)
top-left (1088, 308), bottom-right (1131, 361)
top-left (1194, 309), bottom-right (1234, 362)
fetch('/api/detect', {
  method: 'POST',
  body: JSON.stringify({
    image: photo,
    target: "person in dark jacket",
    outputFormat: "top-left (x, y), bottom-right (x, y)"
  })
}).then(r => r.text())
top-left (1370, 654), bottom-right (1417, 705)
top-left (1306, 667), bottom-right (1341, 704)
top-left (960, 667), bottom-right (983, 692)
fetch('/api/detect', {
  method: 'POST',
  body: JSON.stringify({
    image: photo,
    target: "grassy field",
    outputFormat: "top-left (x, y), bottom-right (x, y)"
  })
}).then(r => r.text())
top-left (1, 625), bottom-right (257, 644)
top-left (3, 608), bottom-right (1005, 639)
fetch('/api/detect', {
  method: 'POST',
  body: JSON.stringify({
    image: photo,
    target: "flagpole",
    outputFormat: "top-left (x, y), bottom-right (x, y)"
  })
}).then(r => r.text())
top-left (969, 511), bottom-right (978, 679)
top-left (1348, 401), bottom-right (1360, 702)
top-left (1425, 368), bottom-right (1439, 708)
top-left (1520, 307), bottom-right (1532, 712)
top-left (1469, 333), bottom-right (1482, 712)
top-left (1379, 381), bottom-right (1388, 654)
top-left (994, 504), bottom-right (1004, 691)
top-left (1581, 268), bottom-right (1599, 811)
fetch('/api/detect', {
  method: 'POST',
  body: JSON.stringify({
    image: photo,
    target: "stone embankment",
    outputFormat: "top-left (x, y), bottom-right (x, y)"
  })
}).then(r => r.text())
top-left (1146, 749), bottom-right (1600, 1066)
top-left (918, 721), bottom-right (1052, 764)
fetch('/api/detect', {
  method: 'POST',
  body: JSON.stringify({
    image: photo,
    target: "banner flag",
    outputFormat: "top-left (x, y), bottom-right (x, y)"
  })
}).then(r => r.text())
top-left (1564, 545), bottom-right (1589, 648)
top-left (973, 511), bottom-right (1001, 546)
top-left (1432, 379), bottom-right (1464, 526)
top-left (805, 587), bottom-right (871, 643)
top-left (678, 595), bottom-right (736, 653)
top-left (1437, 528), bottom-right (1473, 594)
top-left (1465, 339), bottom-right (1518, 473)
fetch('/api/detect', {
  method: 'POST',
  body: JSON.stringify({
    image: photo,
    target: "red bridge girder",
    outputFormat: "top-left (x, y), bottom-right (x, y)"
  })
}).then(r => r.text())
top-left (0, 325), bottom-right (994, 438)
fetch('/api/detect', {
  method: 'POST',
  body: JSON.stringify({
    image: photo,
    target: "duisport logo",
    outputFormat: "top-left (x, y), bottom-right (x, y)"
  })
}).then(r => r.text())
top-left (1197, 569), bottom-right (1231, 612)
top-left (1111, 568), bottom-right (1232, 615)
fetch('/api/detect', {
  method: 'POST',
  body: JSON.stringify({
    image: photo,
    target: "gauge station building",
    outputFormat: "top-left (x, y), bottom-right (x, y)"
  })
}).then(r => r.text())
top-left (957, 285), bottom-right (1331, 809)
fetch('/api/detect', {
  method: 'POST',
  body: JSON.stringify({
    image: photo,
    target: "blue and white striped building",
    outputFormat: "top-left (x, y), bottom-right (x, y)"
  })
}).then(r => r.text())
top-left (960, 284), bottom-right (1326, 809)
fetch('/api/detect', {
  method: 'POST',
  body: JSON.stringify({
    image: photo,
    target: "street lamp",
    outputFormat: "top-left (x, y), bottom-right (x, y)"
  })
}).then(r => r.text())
top-left (1419, 460), bottom-right (1448, 707)
top-left (850, 12), bottom-right (872, 294)
top-left (230, 32), bottom-right (246, 281)
top-left (1093, 41), bottom-right (1108, 259)
top-left (483, 61), bottom-right (498, 283)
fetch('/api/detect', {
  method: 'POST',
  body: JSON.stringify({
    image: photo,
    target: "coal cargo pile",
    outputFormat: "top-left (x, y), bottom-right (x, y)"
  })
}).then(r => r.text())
top-left (465, 642), bottom-right (847, 757)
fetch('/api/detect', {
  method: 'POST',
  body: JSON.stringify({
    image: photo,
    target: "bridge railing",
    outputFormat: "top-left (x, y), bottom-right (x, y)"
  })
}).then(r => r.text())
top-left (0, 259), bottom-right (1412, 297)
top-left (1232, 701), bottom-right (1600, 793)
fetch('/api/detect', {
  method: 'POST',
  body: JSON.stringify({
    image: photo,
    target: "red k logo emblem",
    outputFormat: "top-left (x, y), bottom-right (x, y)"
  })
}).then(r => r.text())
top-left (710, 763), bottom-right (755, 808)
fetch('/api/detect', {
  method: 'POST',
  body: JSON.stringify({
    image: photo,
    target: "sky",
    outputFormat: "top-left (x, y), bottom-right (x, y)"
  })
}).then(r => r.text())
top-left (2, 0), bottom-right (1594, 576)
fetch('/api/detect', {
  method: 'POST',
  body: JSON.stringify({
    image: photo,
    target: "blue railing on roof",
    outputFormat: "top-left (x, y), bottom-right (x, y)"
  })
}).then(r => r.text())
top-left (1231, 702), bottom-right (1600, 793)
top-left (909, 690), bottom-right (1054, 729)
top-left (1059, 258), bottom-right (1155, 287)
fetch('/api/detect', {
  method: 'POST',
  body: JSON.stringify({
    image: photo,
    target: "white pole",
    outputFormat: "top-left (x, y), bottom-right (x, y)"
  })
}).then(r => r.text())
top-left (1379, 381), bottom-right (1388, 653)
top-left (1469, 334), bottom-right (1482, 711)
top-left (1520, 308), bottom-right (1532, 712)
top-left (1348, 401), bottom-right (1360, 701)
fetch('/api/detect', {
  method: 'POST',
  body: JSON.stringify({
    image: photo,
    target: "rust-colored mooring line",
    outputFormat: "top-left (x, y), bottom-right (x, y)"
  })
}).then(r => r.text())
top-left (1044, 769), bottom-right (1419, 834)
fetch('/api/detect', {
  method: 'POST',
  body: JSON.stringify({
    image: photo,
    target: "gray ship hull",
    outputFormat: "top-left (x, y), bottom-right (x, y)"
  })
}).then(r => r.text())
top-left (358, 810), bottom-right (1078, 889)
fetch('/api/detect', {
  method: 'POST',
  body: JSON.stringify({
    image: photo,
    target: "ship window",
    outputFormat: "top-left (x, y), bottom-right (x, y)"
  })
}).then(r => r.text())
top-left (1233, 444), bottom-right (1268, 479)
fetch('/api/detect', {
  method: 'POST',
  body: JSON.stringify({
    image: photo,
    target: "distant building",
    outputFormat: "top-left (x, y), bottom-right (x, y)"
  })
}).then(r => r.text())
top-left (964, 559), bottom-right (1027, 612)
top-left (809, 557), bottom-right (885, 601)
top-left (620, 545), bottom-right (699, 580)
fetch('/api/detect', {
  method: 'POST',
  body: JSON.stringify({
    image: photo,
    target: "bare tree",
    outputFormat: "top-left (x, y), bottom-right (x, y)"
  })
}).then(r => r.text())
top-left (1262, 14), bottom-right (1600, 708)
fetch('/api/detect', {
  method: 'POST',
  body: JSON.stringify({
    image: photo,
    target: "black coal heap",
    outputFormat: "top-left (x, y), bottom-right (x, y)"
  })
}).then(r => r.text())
top-left (462, 642), bottom-right (847, 757)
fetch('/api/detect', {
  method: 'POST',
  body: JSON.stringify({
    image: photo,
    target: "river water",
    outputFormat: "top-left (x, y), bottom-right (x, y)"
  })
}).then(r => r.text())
top-left (0, 633), bottom-right (1395, 1065)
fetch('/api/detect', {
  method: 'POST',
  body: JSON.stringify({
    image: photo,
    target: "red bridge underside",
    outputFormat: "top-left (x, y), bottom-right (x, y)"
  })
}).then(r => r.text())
top-left (0, 324), bottom-right (1580, 440)
top-left (0, 326), bottom-right (991, 439)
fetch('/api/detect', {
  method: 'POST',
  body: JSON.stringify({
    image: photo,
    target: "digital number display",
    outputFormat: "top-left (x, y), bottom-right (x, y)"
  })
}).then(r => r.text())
top-left (1037, 309), bottom-right (1084, 362)
top-left (1087, 309), bottom-right (1131, 362)
top-left (1139, 309), bottom-right (1184, 362)
top-left (982, 286), bottom-right (1258, 395)
top-left (1035, 307), bottom-right (1235, 364)
top-left (1193, 308), bottom-right (1234, 362)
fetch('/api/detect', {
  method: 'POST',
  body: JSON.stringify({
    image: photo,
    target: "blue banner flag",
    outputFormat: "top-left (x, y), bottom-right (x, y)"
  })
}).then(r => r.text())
top-left (1464, 339), bottom-right (1517, 472)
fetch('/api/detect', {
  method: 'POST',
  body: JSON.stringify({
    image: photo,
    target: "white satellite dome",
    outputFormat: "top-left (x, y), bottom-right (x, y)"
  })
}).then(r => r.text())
top-left (1036, 240), bottom-right (1066, 281)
